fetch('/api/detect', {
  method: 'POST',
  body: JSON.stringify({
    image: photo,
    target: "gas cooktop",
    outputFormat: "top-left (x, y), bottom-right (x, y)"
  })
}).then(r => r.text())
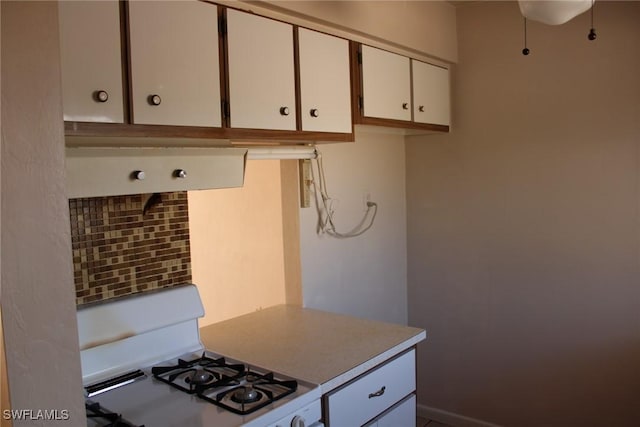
top-left (78, 286), bottom-right (322, 427)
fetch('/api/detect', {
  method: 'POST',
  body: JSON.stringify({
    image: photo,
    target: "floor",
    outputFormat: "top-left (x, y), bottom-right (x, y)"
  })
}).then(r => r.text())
top-left (417, 416), bottom-right (452, 427)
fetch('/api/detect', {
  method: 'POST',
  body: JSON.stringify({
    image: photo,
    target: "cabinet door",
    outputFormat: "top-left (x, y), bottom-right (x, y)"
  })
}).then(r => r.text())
top-left (361, 45), bottom-right (411, 122)
top-left (412, 60), bottom-right (450, 126)
top-left (376, 394), bottom-right (416, 427)
top-left (298, 28), bottom-right (351, 133)
top-left (128, 1), bottom-right (221, 127)
top-left (58, 1), bottom-right (124, 123)
top-left (226, 9), bottom-right (296, 131)
top-left (326, 350), bottom-right (416, 427)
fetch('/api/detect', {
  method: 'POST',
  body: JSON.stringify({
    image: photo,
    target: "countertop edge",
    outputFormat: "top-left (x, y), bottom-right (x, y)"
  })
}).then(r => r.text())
top-left (320, 329), bottom-right (426, 393)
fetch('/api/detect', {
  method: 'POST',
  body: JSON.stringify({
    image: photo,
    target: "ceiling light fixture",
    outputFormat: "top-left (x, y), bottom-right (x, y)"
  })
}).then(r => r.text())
top-left (518, 0), bottom-right (596, 55)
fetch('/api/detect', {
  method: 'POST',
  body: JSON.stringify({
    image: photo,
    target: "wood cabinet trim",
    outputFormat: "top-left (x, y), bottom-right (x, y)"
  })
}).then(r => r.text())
top-left (293, 25), bottom-right (303, 132)
top-left (64, 121), bottom-right (354, 143)
top-left (218, 5), bottom-right (230, 128)
top-left (358, 116), bottom-right (449, 133)
top-left (120, 0), bottom-right (131, 124)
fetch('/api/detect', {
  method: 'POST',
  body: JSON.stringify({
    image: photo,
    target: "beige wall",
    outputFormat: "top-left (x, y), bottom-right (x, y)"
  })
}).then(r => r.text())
top-left (1, 1), bottom-right (84, 424)
top-left (188, 160), bottom-right (288, 326)
top-left (407, 2), bottom-right (640, 426)
top-left (259, 0), bottom-right (458, 63)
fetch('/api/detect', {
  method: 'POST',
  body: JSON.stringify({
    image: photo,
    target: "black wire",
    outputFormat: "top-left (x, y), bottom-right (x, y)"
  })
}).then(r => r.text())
top-left (522, 17), bottom-right (530, 55)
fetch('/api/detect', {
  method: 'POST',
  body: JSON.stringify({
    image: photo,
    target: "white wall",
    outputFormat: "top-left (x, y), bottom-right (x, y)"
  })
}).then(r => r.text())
top-left (407, 2), bottom-right (640, 426)
top-left (300, 129), bottom-right (408, 325)
top-left (1, 1), bottom-right (84, 423)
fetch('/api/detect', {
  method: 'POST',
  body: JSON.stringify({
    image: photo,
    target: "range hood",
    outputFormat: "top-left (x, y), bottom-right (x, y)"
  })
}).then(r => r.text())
top-left (66, 146), bottom-right (247, 198)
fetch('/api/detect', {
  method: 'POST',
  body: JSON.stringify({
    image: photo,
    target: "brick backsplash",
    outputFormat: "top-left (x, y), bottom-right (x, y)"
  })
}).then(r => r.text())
top-left (70, 192), bottom-right (191, 306)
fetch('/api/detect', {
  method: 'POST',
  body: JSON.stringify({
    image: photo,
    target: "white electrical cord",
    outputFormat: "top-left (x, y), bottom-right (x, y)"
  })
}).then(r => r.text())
top-left (308, 149), bottom-right (378, 238)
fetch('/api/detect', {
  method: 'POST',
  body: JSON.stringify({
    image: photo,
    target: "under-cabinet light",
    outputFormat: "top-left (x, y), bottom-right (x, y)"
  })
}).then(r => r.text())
top-left (246, 146), bottom-right (317, 160)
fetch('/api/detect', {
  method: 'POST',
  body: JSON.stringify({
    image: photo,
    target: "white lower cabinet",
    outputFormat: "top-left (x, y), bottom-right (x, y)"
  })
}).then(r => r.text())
top-left (366, 394), bottom-right (416, 427)
top-left (324, 349), bottom-right (416, 426)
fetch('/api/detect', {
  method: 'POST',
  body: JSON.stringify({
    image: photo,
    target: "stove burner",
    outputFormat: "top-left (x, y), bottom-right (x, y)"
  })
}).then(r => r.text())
top-left (198, 369), bottom-right (299, 415)
top-left (185, 369), bottom-right (215, 385)
top-left (152, 353), bottom-right (245, 394)
top-left (152, 354), bottom-right (299, 416)
top-left (230, 386), bottom-right (262, 404)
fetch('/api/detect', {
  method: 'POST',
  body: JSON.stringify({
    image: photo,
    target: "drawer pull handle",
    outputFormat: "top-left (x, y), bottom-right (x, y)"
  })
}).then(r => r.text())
top-left (368, 386), bottom-right (386, 399)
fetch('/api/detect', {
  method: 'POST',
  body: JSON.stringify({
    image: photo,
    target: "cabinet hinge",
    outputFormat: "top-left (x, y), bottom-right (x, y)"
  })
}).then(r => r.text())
top-left (358, 96), bottom-right (363, 111)
top-left (219, 15), bottom-right (227, 37)
top-left (222, 100), bottom-right (230, 119)
top-left (357, 50), bottom-right (362, 65)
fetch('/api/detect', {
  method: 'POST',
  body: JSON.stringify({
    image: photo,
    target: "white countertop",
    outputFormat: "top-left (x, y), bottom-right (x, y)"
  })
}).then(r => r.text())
top-left (200, 305), bottom-right (426, 393)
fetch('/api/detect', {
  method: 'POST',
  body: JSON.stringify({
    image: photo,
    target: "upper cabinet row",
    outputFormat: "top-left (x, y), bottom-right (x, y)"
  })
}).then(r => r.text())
top-left (358, 45), bottom-right (450, 130)
top-left (58, 1), bottom-right (449, 144)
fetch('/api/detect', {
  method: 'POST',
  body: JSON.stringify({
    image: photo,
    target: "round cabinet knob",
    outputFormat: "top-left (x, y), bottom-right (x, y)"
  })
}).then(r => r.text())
top-left (309, 109), bottom-right (319, 118)
top-left (402, 103), bottom-right (409, 110)
top-left (280, 106), bottom-right (290, 116)
top-left (418, 105), bottom-right (425, 112)
top-left (148, 94), bottom-right (162, 106)
top-left (174, 169), bottom-right (187, 179)
top-left (132, 170), bottom-right (146, 181)
top-left (93, 90), bottom-right (109, 103)
top-left (290, 415), bottom-right (306, 427)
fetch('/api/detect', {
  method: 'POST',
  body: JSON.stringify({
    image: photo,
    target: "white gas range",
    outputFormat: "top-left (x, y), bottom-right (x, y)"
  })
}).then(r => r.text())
top-left (78, 285), bottom-right (323, 427)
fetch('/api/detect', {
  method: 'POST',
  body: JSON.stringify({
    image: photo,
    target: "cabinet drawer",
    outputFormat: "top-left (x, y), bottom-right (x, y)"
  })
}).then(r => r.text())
top-left (326, 349), bottom-right (415, 426)
top-left (66, 148), bottom-right (246, 198)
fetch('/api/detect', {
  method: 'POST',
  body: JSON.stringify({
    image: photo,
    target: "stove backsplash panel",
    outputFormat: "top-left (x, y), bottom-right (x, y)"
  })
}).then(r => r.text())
top-left (70, 192), bottom-right (191, 306)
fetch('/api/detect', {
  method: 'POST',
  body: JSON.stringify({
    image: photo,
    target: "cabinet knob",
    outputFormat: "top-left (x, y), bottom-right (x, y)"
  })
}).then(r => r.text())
top-left (309, 108), bottom-right (319, 118)
top-left (94, 90), bottom-right (109, 103)
top-left (280, 106), bottom-right (290, 116)
top-left (402, 103), bottom-right (409, 110)
top-left (132, 170), bottom-right (146, 181)
top-left (174, 169), bottom-right (187, 179)
top-left (148, 94), bottom-right (162, 106)
top-left (418, 105), bottom-right (425, 112)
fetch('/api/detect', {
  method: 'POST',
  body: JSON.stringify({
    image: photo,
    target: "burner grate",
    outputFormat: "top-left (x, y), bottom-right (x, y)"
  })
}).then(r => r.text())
top-left (86, 401), bottom-right (144, 427)
top-left (151, 353), bottom-right (245, 394)
top-left (198, 370), bottom-right (298, 415)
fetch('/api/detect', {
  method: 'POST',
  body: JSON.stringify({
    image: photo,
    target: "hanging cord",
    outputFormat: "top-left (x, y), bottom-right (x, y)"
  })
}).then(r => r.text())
top-left (522, 17), bottom-right (530, 55)
top-left (308, 150), bottom-right (378, 239)
top-left (588, 0), bottom-right (597, 40)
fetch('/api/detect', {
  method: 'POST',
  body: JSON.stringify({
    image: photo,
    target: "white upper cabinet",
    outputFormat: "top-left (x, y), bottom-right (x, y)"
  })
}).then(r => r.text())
top-left (58, 1), bottom-right (124, 123)
top-left (226, 9), bottom-right (296, 131)
top-left (361, 45), bottom-right (411, 122)
top-left (298, 28), bottom-right (352, 133)
top-left (412, 60), bottom-right (450, 126)
top-left (128, 1), bottom-right (221, 127)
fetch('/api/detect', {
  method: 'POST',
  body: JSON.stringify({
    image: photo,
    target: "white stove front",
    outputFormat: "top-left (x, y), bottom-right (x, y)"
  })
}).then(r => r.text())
top-left (77, 286), bottom-right (322, 427)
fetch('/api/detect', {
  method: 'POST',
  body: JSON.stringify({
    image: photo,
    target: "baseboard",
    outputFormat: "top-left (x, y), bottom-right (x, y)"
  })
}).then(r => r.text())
top-left (417, 404), bottom-right (503, 427)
